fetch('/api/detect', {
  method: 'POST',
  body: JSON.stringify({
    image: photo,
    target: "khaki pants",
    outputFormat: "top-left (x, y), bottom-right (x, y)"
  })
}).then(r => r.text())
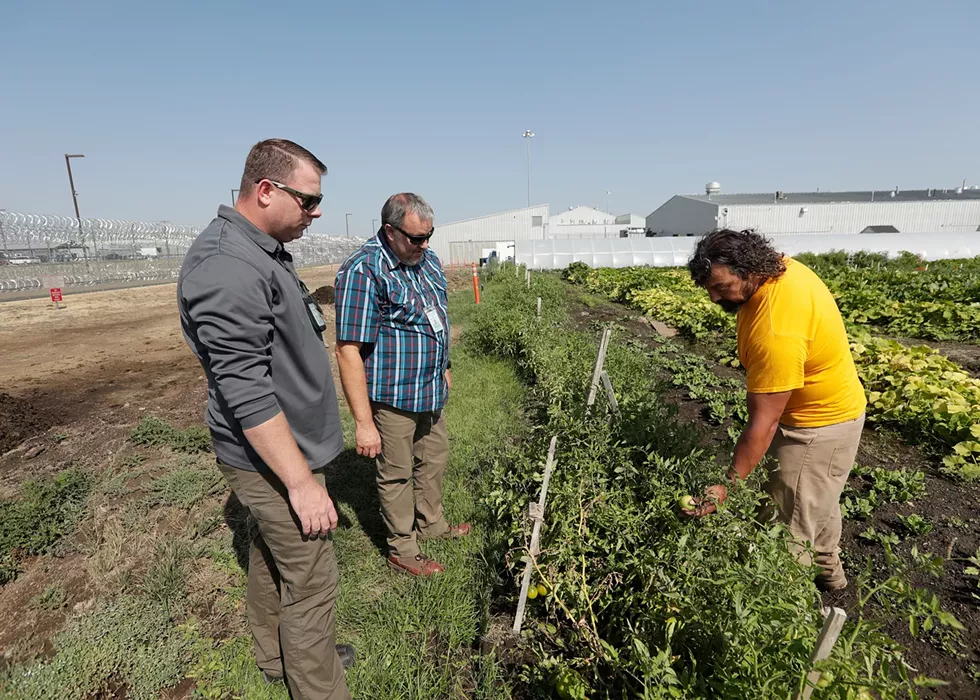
top-left (762, 414), bottom-right (865, 584)
top-left (218, 464), bottom-right (351, 700)
top-left (371, 403), bottom-right (451, 560)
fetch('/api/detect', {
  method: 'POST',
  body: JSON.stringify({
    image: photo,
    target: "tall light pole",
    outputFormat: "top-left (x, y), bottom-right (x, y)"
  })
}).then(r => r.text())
top-left (345, 213), bottom-right (352, 237)
top-left (231, 189), bottom-right (240, 205)
top-left (64, 153), bottom-right (90, 269)
top-left (372, 218), bottom-right (378, 234)
top-left (522, 130), bottom-right (534, 208)
top-left (604, 190), bottom-right (612, 214)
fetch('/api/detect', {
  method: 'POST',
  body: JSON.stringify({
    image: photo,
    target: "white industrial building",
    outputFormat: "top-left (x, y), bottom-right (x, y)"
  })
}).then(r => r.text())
top-left (646, 183), bottom-right (980, 237)
top-left (433, 204), bottom-right (647, 266)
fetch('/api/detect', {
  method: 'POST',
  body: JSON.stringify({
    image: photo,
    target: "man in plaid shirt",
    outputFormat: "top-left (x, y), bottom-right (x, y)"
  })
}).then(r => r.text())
top-left (334, 193), bottom-right (470, 577)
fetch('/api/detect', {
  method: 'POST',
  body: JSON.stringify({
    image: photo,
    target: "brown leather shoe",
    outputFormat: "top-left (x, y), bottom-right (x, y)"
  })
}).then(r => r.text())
top-left (446, 523), bottom-right (471, 538)
top-left (387, 553), bottom-right (445, 577)
top-left (419, 523), bottom-right (472, 541)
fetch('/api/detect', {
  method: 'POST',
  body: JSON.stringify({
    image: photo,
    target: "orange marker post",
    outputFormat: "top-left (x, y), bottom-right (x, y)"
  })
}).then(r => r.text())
top-left (472, 262), bottom-right (481, 305)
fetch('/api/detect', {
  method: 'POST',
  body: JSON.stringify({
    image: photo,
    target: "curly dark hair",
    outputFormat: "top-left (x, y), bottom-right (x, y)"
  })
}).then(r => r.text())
top-left (688, 229), bottom-right (786, 287)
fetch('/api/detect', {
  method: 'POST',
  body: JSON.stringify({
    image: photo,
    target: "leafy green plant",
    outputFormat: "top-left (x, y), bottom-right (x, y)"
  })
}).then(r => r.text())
top-left (131, 415), bottom-right (211, 453)
top-left (0, 467), bottom-right (92, 584)
top-left (472, 269), bottom-right (947, 699)
top-left (29, 585), bottom-right (67, 610)
top-left (896, 514), bottom-right (933, 537)
top-left (859, 526), bottom-right (901, 548)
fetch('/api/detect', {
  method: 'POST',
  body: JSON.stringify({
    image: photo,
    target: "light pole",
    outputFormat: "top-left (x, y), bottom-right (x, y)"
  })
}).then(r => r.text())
top-left (522, 130), bottom-right (534, 208)
top-left (604, 190), bottom-right (612, 214)
top-left (345, 213), bottom-right (352, 237)
top-left (231, 189), bottom-right (240, 205)
top-left (64, 153), bottom-right (90, 269)
top-left (372, 218), bottom-right (378, 234)
top-left (0, 209), bottom-right (7, 259)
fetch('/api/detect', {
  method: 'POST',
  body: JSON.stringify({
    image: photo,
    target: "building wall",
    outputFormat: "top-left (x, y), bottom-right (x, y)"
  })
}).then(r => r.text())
top-left (647, 196), bottom-right (719, 236)
top-left (615, 213), bottom-right (646, 228)
top-left (721, 200), bottom-right (980, 235)
top-left (431, 205), bottom-right (549, 265)
top-left (550, 206), bottom-right (616, 226)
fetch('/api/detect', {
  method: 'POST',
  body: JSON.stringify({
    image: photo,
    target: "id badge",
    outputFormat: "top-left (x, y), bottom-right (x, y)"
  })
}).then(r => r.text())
top-left (424, 306), bottom-right (444, 333)
top-left (306, 300), bottom-right (327, 333)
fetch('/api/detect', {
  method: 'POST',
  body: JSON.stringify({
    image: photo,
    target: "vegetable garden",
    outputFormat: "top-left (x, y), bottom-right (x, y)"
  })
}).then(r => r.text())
top-left (470, 256), bottom-right (980, 699)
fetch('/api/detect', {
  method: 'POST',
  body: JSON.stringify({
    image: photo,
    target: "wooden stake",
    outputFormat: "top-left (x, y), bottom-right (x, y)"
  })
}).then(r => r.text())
top-left (600, 370), bottom-right (619, 415)
top-left (513, 435), bottom-right (559, 635)
top-left (795, 607), bottom-right (847, 700)
top-left (587, 328), bottom-right (612, 408)
top-left (536, 296), bottom-right (542, 321)
top-left (472, 262), bottom-right (480, 305)
top-left (525, 268), bottom-right (531, 289)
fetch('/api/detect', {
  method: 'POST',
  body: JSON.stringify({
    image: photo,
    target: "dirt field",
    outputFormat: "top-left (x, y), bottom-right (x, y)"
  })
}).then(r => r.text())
top-left (0, 265), bottom-right (339, 488)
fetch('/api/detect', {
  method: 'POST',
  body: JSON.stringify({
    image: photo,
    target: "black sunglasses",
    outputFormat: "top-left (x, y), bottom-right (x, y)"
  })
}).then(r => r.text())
top-left (256, 179), bottom-right (323, 212)
top-left (386, 222), bottom-right (434, 245)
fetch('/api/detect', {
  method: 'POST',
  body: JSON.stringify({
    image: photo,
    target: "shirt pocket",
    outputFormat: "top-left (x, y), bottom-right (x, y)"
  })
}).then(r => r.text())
top-left (385, 283), bottom-right (429, 330)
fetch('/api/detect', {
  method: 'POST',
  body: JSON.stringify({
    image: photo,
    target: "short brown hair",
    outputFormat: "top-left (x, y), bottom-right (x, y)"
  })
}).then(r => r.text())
top-left (239, 139), bottom-right (327, 197)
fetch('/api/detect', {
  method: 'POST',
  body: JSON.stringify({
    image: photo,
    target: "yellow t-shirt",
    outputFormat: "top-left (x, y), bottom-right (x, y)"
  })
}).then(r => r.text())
top-left (737, 258), bottom-right (866, 428)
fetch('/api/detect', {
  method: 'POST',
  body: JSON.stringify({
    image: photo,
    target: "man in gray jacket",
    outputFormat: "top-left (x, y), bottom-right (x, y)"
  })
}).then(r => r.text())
top-left (179, 138), bottom-right (352, 700)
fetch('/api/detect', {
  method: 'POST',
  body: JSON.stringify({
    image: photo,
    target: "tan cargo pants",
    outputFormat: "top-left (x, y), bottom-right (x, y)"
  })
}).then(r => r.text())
top-left (218, 464), bottom-right (351, 700)
top-left (371, 403), bottom-right (451, 561)
top-left (762, 414), bottom-right (865, 586)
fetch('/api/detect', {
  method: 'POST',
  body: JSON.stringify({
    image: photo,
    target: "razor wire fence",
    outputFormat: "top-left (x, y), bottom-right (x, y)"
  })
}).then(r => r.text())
top-left (0, 211), bottom-right (365, 293)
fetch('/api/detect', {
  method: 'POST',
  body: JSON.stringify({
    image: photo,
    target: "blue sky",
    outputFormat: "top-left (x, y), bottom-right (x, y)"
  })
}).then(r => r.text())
top-left (1, 0), bottom-right (978, 235)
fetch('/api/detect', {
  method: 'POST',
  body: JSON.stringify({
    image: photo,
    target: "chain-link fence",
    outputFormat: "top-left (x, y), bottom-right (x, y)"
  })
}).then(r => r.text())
top-left (0, 211), bottom-right (365, 293)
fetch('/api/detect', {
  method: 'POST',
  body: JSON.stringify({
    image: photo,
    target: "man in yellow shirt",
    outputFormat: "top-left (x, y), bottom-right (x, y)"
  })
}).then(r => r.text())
top-left (686, 229), bottom-right (866, 591)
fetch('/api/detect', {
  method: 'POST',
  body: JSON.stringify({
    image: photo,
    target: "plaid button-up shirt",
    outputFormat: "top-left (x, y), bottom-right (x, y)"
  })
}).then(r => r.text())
top-left (335, 234), bottom-right (450, 413)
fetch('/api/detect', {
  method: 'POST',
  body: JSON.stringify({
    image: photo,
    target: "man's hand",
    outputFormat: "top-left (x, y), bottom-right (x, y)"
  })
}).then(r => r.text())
top-left (288, 477), bottom-right (339, 537)
top-left (355, 420), bottom-right (382, 458)
top-left (445, 369), bottom-right (452, 391)
top-left (684, 484), bottom-right (729, 518)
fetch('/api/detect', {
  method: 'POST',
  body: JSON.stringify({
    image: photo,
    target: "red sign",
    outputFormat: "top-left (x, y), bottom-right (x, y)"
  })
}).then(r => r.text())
top-left (50, 288), bottom-right (63, 303)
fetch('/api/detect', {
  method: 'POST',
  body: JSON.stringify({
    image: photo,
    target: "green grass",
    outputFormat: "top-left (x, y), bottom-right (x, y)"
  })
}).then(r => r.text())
top-left (1, 595), bottom-right (194, 700)
top-left (189, 287), bottom-right (524, 699)
top-left (144, 456), bottom-right (224, 509)
top-left (130, 415), bottom-right (212, 453)
top-left (0, 467), bottom-right (92, 584)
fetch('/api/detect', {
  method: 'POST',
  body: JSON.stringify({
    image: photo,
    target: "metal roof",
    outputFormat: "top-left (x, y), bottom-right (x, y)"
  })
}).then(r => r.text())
top-left (679, 188), bottom-right (980, 206)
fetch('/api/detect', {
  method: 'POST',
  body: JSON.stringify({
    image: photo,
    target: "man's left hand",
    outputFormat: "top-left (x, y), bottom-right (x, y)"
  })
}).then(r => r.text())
top-left (684, 484), bottom-right (729, 517)
top-left (445, 369), bottom-right (452, 391)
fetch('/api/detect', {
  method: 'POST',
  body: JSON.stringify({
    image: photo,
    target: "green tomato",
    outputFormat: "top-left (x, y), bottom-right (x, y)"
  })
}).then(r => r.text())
top-left (678, 494), bottom-right (696, 511)
top-left (816, 671), bottom-right (834, 689)
top-left (855, 690), bottom-right (873, 700)
top-left (536, 584), bottom-right (549, 597)
top-left (527, 586), bottom-right (538, 600)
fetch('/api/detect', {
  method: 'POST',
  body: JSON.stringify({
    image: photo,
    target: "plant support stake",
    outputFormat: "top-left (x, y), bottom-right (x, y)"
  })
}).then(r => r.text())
top-left (471, 262), bottom-right (480, 305)
top-left (525, 268), bottom-right (531, 290)
top-left (512, 435), bottom-right (558, 635)
top-left (536, 296), bottom-right (542, 321)
top-left (795, 607), bottom-right (847, 700)
top-left (600, 370), bottom-right (619, 415)
top-left (587, 328), bottom-right (612, 408)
